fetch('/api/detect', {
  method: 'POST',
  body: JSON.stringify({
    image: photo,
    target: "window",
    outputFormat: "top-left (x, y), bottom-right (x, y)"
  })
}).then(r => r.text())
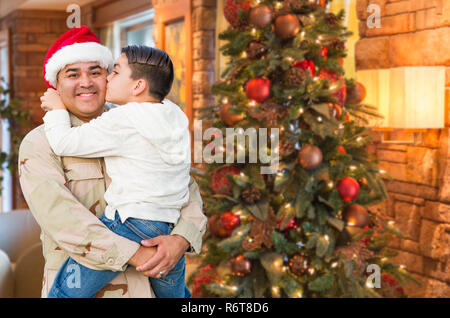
top-left (98, 9), bottom-right (155, 59)
top-left (0, 30), bottom-right (12, 213)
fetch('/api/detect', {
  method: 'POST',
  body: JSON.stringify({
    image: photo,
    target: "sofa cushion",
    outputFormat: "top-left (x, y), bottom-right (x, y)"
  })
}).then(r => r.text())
top-left (0, 210), bottom-right (41, 262)
top-left (0, 249), bottom-right (14, 297)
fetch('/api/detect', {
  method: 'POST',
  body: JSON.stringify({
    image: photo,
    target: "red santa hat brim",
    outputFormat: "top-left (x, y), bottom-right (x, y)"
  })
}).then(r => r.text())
top-left (44, 42), bottom-right (113, 88)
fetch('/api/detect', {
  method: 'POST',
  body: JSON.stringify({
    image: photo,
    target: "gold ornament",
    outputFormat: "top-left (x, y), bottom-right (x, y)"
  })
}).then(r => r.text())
top-left (274, 14), bottom-right (300, 39)
top-left (249, 4), bottom-right (273, 28)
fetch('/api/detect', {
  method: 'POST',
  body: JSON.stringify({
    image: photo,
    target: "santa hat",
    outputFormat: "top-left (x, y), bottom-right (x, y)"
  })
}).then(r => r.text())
top-left (43, 26), bottom-right (113, 89)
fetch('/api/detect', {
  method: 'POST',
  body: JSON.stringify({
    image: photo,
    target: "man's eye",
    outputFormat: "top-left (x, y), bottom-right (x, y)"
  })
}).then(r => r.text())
top-left (92, 72), bottom-right (101, 76)
top-left (68, 74), bottom-right (78, 78)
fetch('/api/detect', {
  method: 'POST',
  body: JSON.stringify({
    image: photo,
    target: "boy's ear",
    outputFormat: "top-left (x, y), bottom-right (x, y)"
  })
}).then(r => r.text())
top-left (132, 79), bottom-right (148, 96)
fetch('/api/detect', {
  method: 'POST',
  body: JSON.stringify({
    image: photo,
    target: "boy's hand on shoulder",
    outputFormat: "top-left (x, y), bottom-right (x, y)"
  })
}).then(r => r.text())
top-left (40, 88), bottom-right (66, 111)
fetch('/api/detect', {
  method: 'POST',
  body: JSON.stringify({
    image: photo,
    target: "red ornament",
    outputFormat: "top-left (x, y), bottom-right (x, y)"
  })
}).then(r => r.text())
top-left (224, 0), bottom-right (251, 28)
top-left (220, 211), bottom-right (241, 231)
top-left (192, 264), bottom-right (218, 297)
top-left (245, 78), bottom-right (271, 103)
top-left (337, 177), bottom-right (360, 202)
top-left (338, 146), bottom-right (346, 154)
top-left (293, 59), bottom-right (315, 76)
top-left (211, 166), bottom-right (241, 195)
top-left (345, 115), bottom-right (350, 122)
top-left (318, 69), bottom-right (347, 106)
top-left (208, 214), bottom-right (231, 238)
top-left (320, 46), bottom-right (328, 61)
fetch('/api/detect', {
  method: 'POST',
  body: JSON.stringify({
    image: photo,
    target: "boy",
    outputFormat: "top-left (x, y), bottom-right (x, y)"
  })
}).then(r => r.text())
top-left (41, 45), bottom-right (191, 298)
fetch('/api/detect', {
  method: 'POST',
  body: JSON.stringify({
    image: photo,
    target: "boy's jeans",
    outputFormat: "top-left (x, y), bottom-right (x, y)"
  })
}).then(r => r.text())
top-left (47, 211), bottom-right (191, 298)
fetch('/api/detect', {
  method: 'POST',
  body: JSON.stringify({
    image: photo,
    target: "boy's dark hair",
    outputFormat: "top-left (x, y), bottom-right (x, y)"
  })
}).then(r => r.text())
top-left (121, 45), bottom-right (174, 101)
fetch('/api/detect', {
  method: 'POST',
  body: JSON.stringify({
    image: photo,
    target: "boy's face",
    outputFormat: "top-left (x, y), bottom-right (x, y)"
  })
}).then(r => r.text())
top-left (106, 53), bottom-right (137, 105)
top-left (56, 61), bottom-right (107, 121)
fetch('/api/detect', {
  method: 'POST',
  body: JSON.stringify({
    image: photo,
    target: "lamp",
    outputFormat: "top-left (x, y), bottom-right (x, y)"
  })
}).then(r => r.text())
top-left (356, 66), bottom-right (446, 144)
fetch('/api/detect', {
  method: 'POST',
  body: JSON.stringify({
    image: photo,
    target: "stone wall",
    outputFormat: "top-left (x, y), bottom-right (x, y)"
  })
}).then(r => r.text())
top-left (356, 0), bottom-right (450, 297)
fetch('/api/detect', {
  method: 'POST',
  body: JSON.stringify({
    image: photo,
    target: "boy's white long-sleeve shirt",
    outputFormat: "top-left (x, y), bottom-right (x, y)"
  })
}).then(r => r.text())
top-left (43, 99), bottom-right (191, 224)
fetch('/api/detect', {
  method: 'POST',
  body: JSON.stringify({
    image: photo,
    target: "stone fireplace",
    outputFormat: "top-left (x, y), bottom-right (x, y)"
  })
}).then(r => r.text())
top-left (356, 0), bottom-right (450, 297)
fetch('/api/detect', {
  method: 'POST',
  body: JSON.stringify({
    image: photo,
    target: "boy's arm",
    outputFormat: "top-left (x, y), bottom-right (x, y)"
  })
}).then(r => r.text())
top-left (43, 108), bottom-right (126, 158)
top-left (18, 128), bottom-right (141, 271)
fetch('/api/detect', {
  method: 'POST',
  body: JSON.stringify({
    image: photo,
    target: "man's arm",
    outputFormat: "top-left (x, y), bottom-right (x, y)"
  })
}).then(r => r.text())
top-left (172, 176), bottom-right (207, 253)
top-left (18, 128), bottom-right (141, 271)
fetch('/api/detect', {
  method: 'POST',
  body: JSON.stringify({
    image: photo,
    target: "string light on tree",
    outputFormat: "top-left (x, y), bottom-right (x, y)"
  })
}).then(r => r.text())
top-left (294, 290), bottom-right (303, 298)
top-left (272, 286), bottom-right (281, 297)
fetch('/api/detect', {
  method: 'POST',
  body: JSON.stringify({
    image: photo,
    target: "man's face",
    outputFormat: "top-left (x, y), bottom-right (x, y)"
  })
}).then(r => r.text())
top-left (106, 53), bottom-right (137, 105)
top-left (56, 61), bottom-right (107, 121)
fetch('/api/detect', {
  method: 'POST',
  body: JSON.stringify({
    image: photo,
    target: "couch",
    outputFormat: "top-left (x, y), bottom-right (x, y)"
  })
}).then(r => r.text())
top-left (0, 210), bottom-right (44, 298)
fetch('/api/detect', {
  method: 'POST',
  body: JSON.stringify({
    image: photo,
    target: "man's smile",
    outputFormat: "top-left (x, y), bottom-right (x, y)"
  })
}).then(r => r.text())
top-left (76, 91), bottom-right (97, 98)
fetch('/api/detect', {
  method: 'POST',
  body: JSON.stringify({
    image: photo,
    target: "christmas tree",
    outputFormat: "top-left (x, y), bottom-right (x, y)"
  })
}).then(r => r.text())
top-left (190, 0), bottom-right (420, 298)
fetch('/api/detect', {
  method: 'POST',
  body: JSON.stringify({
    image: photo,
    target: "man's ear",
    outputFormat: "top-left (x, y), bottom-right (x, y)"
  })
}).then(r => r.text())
top-left (133, 79), bottom-right (148, 96)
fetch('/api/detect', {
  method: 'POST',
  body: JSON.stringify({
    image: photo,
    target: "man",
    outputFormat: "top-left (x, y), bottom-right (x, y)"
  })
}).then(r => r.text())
top-left (18, 26), bottom-right (206, 298)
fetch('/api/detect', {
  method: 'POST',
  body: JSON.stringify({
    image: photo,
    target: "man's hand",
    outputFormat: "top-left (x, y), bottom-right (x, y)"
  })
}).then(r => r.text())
top-left (40, 88), bottom-right (66, 111)
top-left (136, 235), bottom-right (189, 278)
